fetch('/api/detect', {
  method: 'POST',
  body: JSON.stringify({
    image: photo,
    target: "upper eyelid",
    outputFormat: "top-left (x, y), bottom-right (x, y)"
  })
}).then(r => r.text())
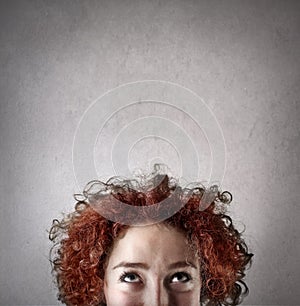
top-left (168, 266), bottom-right (195, 275)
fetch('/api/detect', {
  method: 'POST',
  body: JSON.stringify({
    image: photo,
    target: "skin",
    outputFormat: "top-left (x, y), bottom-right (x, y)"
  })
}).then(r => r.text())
top-left (104, 223), bottom-right (201, 306)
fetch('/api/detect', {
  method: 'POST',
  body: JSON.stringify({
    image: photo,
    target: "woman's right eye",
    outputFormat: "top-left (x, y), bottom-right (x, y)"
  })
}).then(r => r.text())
top-left (119, 272), bottom-right (141, 283)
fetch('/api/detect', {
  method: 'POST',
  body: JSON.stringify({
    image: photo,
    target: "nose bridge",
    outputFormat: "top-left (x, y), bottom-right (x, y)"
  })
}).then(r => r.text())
top-left (148, 276), bottom-right (169, 306)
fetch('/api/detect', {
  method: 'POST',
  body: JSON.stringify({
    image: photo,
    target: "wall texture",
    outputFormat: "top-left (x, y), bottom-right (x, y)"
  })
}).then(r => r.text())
top-left (0, 0), bottom-right (299, 305)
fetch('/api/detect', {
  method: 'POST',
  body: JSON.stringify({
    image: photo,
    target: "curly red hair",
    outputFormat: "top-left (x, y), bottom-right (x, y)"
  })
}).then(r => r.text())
top-left (49, 172), bottom-right (253, 306)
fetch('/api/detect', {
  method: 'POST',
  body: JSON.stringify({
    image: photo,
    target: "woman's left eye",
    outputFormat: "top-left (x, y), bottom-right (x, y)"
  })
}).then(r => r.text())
top-left (170, 272), bottom-right (191, 283)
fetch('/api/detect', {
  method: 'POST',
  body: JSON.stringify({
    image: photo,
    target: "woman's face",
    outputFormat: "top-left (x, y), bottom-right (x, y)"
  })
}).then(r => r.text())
top-left (104, 223), bottom-right (201, 306)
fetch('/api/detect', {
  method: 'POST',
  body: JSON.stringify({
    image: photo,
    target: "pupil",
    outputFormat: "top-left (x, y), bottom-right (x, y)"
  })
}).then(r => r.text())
top-left (128, 274), bottom-right (135, 280)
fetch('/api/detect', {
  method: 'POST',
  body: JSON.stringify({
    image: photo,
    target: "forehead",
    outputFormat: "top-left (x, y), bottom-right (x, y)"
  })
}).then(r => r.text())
top-left (108, 223), bottom-right (198, 266)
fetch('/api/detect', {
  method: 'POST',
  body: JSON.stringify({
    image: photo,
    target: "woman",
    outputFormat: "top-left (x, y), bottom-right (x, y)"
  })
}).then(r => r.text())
top-left (49, 167), bottom-right (253, 306)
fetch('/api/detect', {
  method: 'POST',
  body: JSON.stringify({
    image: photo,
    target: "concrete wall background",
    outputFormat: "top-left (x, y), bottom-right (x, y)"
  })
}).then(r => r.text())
top-left (0, 0), bottom-right (299, 305)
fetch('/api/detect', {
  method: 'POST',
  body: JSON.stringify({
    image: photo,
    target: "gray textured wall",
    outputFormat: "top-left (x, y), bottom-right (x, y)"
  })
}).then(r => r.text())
top-left (0, 1), bottom-right (299, 305)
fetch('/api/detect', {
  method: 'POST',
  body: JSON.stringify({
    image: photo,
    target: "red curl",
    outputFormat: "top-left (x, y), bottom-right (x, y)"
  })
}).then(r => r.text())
top-left (49, 173), bottom-right (253, 306)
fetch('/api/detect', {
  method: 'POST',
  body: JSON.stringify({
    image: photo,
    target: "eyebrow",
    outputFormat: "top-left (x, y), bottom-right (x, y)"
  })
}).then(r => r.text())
top-left (112, 261), bottom-right (197, 270)
top-left (113, 262), bottom-right (150, 270)
top-left (168, 261), bottom-right (197, 270)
